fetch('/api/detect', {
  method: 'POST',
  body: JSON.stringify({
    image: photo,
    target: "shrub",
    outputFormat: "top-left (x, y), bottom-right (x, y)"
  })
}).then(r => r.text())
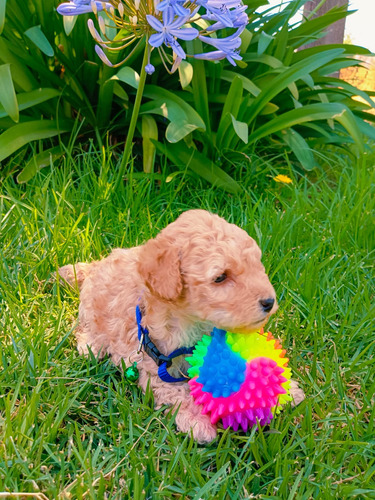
top-left (0, 0), bottom-right (374, 189)
top-left (0, 0), bottom-right (117, 179)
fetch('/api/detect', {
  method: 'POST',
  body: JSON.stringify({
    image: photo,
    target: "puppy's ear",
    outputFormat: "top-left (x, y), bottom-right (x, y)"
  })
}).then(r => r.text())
top-left (137, 237), bottom-right (183, 301)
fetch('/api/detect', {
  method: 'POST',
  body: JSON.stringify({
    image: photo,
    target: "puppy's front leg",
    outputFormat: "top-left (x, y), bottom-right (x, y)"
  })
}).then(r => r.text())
top-left (138, 369), bottom-right (217, 443)
top-left (172, 394), bottom-right (218, 444)
top-left (290, 380), bottom-right (305, 407)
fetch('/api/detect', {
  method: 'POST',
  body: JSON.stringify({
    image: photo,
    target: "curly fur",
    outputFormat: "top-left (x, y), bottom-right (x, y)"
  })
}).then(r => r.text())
top-left (59, 209), bottom-right (304, 442)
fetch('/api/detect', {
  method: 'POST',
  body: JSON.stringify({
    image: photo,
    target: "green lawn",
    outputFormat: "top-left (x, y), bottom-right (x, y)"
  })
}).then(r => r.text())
top-left (1, 148), bottom-right (374, 499)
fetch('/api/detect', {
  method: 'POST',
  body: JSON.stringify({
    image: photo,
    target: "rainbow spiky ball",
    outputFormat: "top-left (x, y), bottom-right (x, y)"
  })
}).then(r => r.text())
top-left (187, 328), bottom-right (292, 431)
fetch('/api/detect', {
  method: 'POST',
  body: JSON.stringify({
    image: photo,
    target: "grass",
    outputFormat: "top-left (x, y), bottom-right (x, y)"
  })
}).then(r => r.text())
top-left (0, 145), bottom-right (375, 499)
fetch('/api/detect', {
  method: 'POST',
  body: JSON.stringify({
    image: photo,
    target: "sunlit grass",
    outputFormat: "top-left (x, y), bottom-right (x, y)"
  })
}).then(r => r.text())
top-left (1, 146), bottom-right (374, 498)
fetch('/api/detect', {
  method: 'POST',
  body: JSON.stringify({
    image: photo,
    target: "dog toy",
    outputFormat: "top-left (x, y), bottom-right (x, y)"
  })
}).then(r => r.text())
top-left (187, 328), bottom-right (292, 431)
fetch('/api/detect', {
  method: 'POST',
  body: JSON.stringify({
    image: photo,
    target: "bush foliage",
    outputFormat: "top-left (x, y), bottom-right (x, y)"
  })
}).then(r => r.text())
top-left (0, 0), bottom-right (374, 188)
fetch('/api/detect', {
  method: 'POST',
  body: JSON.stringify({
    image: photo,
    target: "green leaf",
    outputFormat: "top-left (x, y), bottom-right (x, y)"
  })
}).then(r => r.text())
top-left (0, 119), bottom-right (73, 162)
top-left (258, 32), bottom-right (274, 55)
top-left (178, 61), bottom-right (193, 89)
top-left (141, 115), bottom-right (158, 174)
top-left (332, 106), bottom-right (364, 153)
top-left (319, 77), bottom-right (375, 109)
top-left (0, 0), bottom-right (6, 35)
top-left (354, 116), bottom-right (375, 142)
top-left (111, 66), bottom-right (140, 89)
top-left (260, 102), bottom-right (279, 115)
top-left (165, 121), bottom-right (199, 143)
top-left (248, 0), bottom-right (269, 9)
top-left (217, 76), bottom-right (243, 143)
top-left (283, 129), bottom-right (316, 171)
top-left (96, 64), bottom-right (115, 127)
top-left (0, 64), bottom-right (19, 123)
top-left (140, 98), bottom-right (199, 143)
top-left (154, 141), bottom-right (241, 194)
top-left (221, 70), bottom-right (261, 97)
top-left (231, 115), bottom-right (248, 144)
top-left (245, 103), bottom-right (364, 153)
top-left (317, 58), bottom-right (362, 77)
top-left (0, 88), bottom-right (60, 120)
top-left (140, 85), bottom-right (205, 143)
top-left (244, 49), bottom-right (345, 124)
top-left (186, 39), bottom-right (211, 135)
top-left (288, 82), bottom-right (299, 100)
top-left (24, 26), bottom-right (54, 57)
top-left (290, 6), bottom-right (350, 46)
top-left (17, 145), bottom-right (65, 183)
top-left (63, 15), bottom-right (78, 36)
top-left (243, 52), bottom-right (284, 69)
top-left (0, 39), bottom-right (38, 92)
top-left (273, 23), bottom-right (289, 61)
top-left (301, 74), bottom-right (314, 88)
top-left (112, 81), bottom-right (129, 102)
top-left (292, 44), bottom-right (373, 64)
top-left (240, 28), bottom-right (252, 54)
top-left (215, 113), bottom-right (231, 150)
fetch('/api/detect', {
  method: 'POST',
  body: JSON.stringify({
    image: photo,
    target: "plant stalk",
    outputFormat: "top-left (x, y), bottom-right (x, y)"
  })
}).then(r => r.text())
top-left (114, 44), bottom-right (149, 191)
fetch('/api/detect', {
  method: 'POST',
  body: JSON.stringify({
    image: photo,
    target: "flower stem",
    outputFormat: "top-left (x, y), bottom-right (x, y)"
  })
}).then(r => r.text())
top-left (114, 43), bottom-right (148, 191)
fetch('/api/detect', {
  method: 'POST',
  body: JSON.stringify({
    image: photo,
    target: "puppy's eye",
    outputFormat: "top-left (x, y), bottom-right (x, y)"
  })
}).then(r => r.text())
top-left (214, 273), bottom-right (227, 283)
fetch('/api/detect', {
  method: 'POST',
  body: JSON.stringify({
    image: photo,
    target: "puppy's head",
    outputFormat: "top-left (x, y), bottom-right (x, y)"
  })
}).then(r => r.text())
top-left (137, 210), bottom-right (277, 332)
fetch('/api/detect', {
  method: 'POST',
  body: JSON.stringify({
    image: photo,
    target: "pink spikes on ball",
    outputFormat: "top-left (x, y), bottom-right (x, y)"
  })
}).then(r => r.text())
top-left (187, 328), bottom-right (292, 431)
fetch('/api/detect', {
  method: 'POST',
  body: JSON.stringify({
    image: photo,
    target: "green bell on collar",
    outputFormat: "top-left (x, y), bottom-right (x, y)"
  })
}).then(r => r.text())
top-left (125, 362), bottom-right (139, 383)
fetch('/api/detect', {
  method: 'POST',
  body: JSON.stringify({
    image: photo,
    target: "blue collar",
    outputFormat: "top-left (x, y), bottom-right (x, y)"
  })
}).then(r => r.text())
top-left (136, 305), bottom-right (194, 383)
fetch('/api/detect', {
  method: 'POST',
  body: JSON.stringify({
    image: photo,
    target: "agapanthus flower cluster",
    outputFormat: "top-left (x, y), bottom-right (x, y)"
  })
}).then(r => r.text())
top-left (57, 0), bottom-right (248, 73)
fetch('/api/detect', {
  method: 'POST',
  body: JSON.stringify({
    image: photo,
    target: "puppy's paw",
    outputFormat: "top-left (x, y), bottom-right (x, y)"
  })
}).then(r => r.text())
top-left (174, 405), bottom-right (217, 443)
top-left (290, 379), bottom-right (305, 407)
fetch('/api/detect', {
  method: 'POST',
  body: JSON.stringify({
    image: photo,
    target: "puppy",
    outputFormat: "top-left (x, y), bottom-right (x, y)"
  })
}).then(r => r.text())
top-left (59, 209), bottom-right (304, 442)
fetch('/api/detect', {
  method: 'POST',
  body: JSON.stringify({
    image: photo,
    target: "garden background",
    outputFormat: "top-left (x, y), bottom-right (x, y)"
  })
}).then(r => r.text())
top-left (1, 0), bottom-right (374, 498)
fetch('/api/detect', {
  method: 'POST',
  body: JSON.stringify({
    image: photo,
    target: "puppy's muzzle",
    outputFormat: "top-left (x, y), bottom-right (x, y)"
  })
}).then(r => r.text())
top-left (259, 298), bottom-right (275, 313)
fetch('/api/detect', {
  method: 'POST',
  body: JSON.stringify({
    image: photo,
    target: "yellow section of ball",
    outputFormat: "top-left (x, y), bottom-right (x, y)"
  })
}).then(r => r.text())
top-left (226, 330), bottom-right (289, 368)
top-left (226, 329), bottom-right (292, 413)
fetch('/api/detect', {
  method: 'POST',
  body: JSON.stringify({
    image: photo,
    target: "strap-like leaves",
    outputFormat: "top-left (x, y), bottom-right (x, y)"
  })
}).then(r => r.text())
top-left (0, 120), bottom-right (73, 162)
top-left (141, 115), bottom-right (158, 174)
top-left (154, 140), bottom-right (241, 194)
top-left (283, 129), bottom-right (316, 171)
top-left (0, 0), bottom-right (6, 35)
top-left (17, 145), bottom-right (65, 183)
top-left (140, 85), bottom-right (206, 143)
top-left (0, 88), bottom-right (60, 119)
top-left (245, 103), bottom-right (364, 152)
top-left (0, 64), bottom-right (18, 123)
top-left (24, 26), bottom-right (54, 57)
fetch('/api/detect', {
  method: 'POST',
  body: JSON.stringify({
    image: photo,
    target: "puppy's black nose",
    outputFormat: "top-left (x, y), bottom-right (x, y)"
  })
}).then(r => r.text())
top-left (260, 298), bottom-right (275, 313)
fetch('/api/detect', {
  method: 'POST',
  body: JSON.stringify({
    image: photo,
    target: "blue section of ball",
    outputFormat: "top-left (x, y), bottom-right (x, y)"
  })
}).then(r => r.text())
top-left (197, 328), bottom-right (247, 397)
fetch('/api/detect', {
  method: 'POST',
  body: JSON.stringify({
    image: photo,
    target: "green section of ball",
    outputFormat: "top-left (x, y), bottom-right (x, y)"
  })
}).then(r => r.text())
top-left (187, 334), bottom-right (212, 378)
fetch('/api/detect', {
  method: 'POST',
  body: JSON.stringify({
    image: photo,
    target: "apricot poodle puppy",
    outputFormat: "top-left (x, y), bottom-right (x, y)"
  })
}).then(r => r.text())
top-left (59, 209), bottom-right (303, 443)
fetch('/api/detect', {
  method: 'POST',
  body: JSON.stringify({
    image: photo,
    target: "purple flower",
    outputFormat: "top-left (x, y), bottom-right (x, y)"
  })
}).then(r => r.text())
top-left (197, 0), bottom-right (231, 27)
top-left (56, 0), bottom-right (249, 72)
top-left (204, 6), bottom-right (247, 31)
top-left (87, 18), bottom-right (104, 43)
top-left (157, 0), bottom-right (190, 17)
top-left (199, 0), bottom-right (243, 10)
top-left (145, 63), bottom-right (155, 74)
top-left (194, 49), bottom-right (242, 66)
top-left (199, 26), bottom-right (245, 53)
top-left (196, 0), bottom-right (246, 28)
top-left (95, 44), bottom-right (113, 66)
top-left (146, 8), bottom-right (199, 59)
top-left (57, 0), bottom-right (111, 16)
